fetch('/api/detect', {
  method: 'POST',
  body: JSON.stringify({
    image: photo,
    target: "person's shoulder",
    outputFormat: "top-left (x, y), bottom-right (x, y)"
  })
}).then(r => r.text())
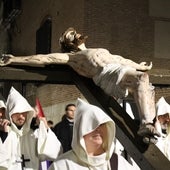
top-left (96, 48), bottom-right (110, 52)
top-left (58, 150), bottom-right (77, 163)
top-left (57, 150), bottom-right (74, 159)
top-left (50, 150), bottom-right (76, 169)
top-left (77, 48), bottom-right (110, 56)
top-left (54, 121), bottom-right (62, 128)
top-left (88, 48), bottom-right (110, 54)
top-left (83, 48), bottom-right (109, 51)
top-left (53, 119), bottom-right (66, 129)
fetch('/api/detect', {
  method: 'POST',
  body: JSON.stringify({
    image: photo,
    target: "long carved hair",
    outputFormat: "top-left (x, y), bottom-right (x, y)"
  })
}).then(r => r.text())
top-left (59, 27), bottom-right (87, 53)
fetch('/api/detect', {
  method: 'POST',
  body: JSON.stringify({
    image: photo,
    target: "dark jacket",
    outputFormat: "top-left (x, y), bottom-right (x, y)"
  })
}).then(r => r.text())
top-left (53, 117), bottom-right (73, 153)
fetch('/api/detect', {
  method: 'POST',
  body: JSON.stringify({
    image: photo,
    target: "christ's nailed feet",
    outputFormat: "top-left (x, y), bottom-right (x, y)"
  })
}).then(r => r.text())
top-left (137, 123), bottom-right (161, 144)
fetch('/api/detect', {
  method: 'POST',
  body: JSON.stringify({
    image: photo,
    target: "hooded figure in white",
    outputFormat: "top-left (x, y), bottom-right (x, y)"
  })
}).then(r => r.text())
top-left (49, 98), bottom-right (135, 170)
top-left (0, 94), bottom-right (8, 145)
top-left (0, 100), bottom-right (6, 112)
top-left (0, 93), bottom-right (7, 119)
top-left (0, 87), bottom-right (62, 170)
top-left (155, 97), bottom-right (170, 161)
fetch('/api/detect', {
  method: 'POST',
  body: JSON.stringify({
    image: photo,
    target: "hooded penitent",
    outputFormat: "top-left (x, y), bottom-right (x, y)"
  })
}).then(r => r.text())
top-left (0, 94), bottom-right (6, 120)
top-left (0, 94), bottom-right (7, 144)
top-left (49, 99), bottom-right (136, 170)
top-left (0, 87), bottom-right (62, 170)
top-left (6, 86), bottom-right (34, 136)
top-left (156, 97), bottom-right (170, 134)
top-left (156, 97), bottom-right (170, 161)
top-left (156, 97), bottom-right (170, 117)
top-left (0, 93), bottom-right (6, 110)
top-left (71, 98), bottom-right (115, 168)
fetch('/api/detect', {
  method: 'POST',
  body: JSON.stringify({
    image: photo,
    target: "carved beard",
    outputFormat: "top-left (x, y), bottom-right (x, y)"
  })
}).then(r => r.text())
top-left (72, 34), bottom-right (88, 47)
top-left (59, 28), bottom-right (88, 53)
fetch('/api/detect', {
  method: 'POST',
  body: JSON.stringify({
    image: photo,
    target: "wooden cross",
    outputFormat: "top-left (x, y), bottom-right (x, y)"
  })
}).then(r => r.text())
top-left (16, 154), bottom-right (30, 170)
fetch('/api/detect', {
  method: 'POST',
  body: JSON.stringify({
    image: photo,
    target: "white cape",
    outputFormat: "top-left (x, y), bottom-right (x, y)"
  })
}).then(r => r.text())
top-left (0, 87), bottom-right (62, 170)
top-left (0, 122), bottom-right (62, 170)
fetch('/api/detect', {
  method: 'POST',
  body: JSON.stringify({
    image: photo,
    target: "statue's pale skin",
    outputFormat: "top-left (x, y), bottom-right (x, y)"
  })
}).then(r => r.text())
top-left (0, 49), bottom-right (152, 77)
top-left (0, 27), bottom-right (160, 141)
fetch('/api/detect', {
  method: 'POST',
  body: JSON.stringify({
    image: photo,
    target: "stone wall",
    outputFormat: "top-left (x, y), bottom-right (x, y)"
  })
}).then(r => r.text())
top-left (84, 0), bottom-right (154, 59)
top-left (10, 0), bottom-right (156, 59)
top-left (0, 0), bottom-right (10, 56)
top-left (10, 0), bottom-right (85, 55)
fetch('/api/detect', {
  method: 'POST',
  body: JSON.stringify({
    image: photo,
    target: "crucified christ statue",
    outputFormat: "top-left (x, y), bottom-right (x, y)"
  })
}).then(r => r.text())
top-left (0, 27), bottom-right (160, 143)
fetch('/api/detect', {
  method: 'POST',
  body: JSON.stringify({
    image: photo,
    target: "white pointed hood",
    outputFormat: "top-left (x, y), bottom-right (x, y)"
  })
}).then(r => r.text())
top-left (156, 97), bottom-right (170, 161)
top-left (6, 87), bottom-right (34, 136)
top-left (72, 98), bottom-right (115, 167)
top-left (0, 100), bottom-right (6, 109)
top-left (0, 93), bottom-right (6, 109)
top-left (156, 97), bottom-right (170, 116)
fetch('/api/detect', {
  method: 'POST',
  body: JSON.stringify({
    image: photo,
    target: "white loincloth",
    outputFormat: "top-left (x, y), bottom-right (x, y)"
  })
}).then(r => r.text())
top-left (93, 64), bottom-right (135, 99)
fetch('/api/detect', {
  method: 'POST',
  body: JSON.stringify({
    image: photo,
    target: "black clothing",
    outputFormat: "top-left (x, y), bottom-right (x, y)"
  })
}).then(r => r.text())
top-left (53, 117), bottom-right (73, 153)
top-left (0, 131), bottom-right (8, 143)
top-left (110, 153), bottom-right (118, 170)
top-left (30, 117), bottom-right (39, 130)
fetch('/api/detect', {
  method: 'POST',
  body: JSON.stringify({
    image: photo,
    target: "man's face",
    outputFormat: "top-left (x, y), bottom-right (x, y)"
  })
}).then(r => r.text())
top-left (158, 113), bottom-right (170, 131)
top-left (66, 106), bottom-right (76, 120)
top-left (59, 27), bottom-right (88, 52)
top-left (0, 108), bottom-right (5, 119)
top-left (66, 29), bottom-right (86, 46)
top-left (11, 112), bottom-right (27, 127)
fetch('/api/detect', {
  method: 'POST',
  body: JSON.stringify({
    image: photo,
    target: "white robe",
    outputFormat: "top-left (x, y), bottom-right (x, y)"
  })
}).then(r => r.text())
top-left (155, 97), bottom-right (170, 161)
top-left (0, 122), bottom-right (62, 170)
top-left (0, 87), bottom-right (62, 170)
top-left (49, 98), bottom-right (136, 170)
